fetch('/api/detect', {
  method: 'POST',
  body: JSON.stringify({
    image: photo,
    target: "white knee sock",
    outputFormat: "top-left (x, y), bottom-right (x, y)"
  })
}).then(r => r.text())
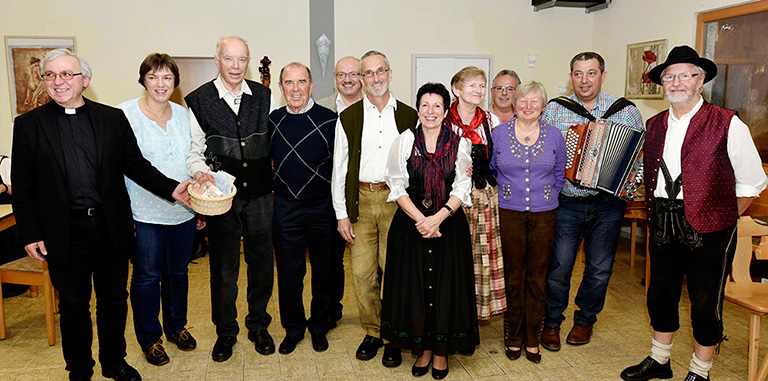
top-left (689, 353), bottom-right (712, 378)
top-left (650, 338), bottom-right (672, 365)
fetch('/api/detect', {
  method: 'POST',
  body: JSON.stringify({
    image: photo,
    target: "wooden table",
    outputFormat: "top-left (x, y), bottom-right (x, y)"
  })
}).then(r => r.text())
top-left (0, 205), bottom-right (14, 232)
top-left (624, 201), bottom-right (651, 294)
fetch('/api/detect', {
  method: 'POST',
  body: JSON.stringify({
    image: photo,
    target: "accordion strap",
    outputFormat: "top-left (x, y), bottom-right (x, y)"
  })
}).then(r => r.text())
top-left (549, 96), bottom-right (595, 121)
top-left (548, 96), bottom-right (636, 121)
top-left (602, 98), bottom-right (636, 119)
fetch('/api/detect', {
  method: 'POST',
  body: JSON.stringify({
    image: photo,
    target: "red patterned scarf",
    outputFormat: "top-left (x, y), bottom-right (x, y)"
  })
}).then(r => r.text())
top-left (411, 124), bottom-right (460, 213)
top-left (446, 100), bottom-right (487, 145)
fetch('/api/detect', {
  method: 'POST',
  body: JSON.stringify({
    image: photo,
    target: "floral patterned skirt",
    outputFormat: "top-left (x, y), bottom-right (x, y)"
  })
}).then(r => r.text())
top-left (465, 185), bottom-right (506, 319)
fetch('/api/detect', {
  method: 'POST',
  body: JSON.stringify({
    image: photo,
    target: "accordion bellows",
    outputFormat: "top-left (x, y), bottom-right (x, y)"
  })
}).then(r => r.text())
top-left (565, 119), bottom-right (644, 201)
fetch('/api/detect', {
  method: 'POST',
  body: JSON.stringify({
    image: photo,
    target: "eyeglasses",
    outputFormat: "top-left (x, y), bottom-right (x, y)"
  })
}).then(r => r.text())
top-left (42, 71), bottom-right (82, 81)
top-left (362, 68), bottom-right (390, 78)
top-left (661, 72), bottom-right (700, 83)
top-left (492, 86), bottom-right (516, 93)
top-left (335, 71), bottom-right (360, 79)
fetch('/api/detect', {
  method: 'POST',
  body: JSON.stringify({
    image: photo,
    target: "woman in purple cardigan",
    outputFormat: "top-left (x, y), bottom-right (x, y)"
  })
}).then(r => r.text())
top-left (490, 81), bottom-right (566, 363)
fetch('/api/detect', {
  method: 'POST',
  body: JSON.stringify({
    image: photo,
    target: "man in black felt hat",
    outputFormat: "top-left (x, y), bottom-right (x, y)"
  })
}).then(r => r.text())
top-left (620, 45), bottom-right (767, 381)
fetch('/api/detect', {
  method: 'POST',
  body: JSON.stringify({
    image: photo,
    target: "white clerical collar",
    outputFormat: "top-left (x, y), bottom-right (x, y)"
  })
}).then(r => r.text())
top-left (65, 108), bottom-right (76, 115)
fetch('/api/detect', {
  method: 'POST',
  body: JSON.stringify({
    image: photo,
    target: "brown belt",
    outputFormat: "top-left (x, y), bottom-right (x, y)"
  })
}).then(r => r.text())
top-left (359, 181), bottom-right (388, 191)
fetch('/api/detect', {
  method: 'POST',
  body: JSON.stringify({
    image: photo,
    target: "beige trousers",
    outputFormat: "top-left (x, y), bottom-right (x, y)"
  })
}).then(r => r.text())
top-left (350, 188), bottom-right (398, 338)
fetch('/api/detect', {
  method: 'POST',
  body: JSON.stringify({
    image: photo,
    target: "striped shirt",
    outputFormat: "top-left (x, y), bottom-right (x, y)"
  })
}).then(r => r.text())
top-left (540, 92), bottom-right (644, 197)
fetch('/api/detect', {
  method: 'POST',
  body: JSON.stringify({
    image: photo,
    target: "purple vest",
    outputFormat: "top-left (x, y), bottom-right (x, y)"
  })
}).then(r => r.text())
top-left (644, 101), bottom-right (737, 233)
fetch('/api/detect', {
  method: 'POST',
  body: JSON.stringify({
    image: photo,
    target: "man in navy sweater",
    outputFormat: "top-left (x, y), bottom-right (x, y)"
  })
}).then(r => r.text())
top-left (269, 62), bottom-right (341, 355)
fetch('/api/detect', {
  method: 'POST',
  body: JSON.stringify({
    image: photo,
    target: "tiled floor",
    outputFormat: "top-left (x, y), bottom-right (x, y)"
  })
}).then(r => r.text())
top-left (0, 231), bottom-right (765, 380)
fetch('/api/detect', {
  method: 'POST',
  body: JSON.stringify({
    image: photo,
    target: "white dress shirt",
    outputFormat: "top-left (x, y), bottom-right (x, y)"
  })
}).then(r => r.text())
top-left (334, 94), bottom-right (350, 114)
top-left (331, 93), bottom-right (400, 220)
top-left (187, 75), bottom-right (278, 177)
top-left (654, 96), bottom-right (767, 199)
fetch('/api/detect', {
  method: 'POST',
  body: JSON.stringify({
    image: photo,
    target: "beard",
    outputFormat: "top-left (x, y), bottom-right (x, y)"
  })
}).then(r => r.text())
top-left (665, 83), bottom-right (702, 105)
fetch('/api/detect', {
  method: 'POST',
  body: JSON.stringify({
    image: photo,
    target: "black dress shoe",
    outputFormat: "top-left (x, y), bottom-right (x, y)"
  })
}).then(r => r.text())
top-left (524, 349), bottom-right (541, 364)
top-left (505, 347), bottom-right (521, 360)
top-left (683, 371), bottom-right (709, 380)
top-left (620, 356), bottom-right (673, 381)
top-left (102, 361), bottom-right (141, 381)
top-left (356, 335), bottom-right (384, 360)
top-left (412, 359), bottom-right (431, 377)
top-left (211, 335), bottom-right (237, 362)
top-left (69, 376), bottom-right (91, 381)
top-left (381, 344), bottom-right (402, 367)
top-left (310, 332), bottom-right (329, 352)
top-left (144, 342), bottom-right (170, 366)
top-left (432, 364), bottom-right (449, 380)
top-left (248, 330), bottom-right (276, 355)
top-left (167, 329), bottom-right (196, 351)
top-left (278, 335), bottom-right (303, 354)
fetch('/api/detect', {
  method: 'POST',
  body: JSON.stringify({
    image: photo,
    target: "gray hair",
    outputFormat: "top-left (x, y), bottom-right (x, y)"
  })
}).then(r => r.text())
top-left (40, 48), bottom-right (92, 79)
top-left (513, 80), bottom-right (547, 106)
top-left (360, 50), bottom-right (390, 71)
top-left (279, 62), bottom-right (313, 83)
top-left (215, 36), bottom-right (250, 58)
top-left (493, 69), bottom-right (521, 86)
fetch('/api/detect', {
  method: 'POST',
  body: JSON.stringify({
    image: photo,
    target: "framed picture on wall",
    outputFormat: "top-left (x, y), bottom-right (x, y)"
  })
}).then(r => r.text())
top-left (4, 36), bottom-right (77, 120)
top-left (624, 39), bottom-right (666, 99)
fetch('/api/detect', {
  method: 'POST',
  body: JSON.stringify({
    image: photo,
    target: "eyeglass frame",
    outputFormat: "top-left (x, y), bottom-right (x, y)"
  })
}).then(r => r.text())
top-left (362, 68), bottom-right (390, 78)
top-left (660, 72), bottom-right (700, 83)
top-left (42, 71), bottom-right (83, 81)
top-left (335, 71), bottom-right (361, 79)
top-left (492, 86), bottom-right (517, 93)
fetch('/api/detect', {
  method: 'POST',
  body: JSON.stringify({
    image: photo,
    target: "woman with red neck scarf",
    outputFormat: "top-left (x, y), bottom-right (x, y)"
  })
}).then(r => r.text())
top-left (445, 66), bottom-right (504, 322)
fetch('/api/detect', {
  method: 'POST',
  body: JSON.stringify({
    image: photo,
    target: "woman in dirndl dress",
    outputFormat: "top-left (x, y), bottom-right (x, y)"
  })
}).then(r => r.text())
top-left (445, 66), bottom-right (505, 320)
top-left (382, 83), bottom-right (478, 379)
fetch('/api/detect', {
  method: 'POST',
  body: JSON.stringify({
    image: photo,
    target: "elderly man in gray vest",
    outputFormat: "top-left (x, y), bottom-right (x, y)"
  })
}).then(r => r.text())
top-left (186, 36), bottom-right (277, 362)
top-left (331, 50), bottom-right (417, 367)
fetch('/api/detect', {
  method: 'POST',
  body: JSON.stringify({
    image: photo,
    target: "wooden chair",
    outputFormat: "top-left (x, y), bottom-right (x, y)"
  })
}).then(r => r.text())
top-left (725, 216), bottom-right (768, 381)
top-left (0, 257), bottom-right (58, 346)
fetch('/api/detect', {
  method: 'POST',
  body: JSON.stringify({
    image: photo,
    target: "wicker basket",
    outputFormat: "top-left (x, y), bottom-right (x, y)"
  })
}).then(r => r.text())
top-left (188, 184), bottom-right (237, 216)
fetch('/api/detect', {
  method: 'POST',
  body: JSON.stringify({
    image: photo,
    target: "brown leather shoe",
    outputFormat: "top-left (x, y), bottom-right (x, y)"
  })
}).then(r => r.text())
top-left (566, 324), bottom-right (593, 345)
top-left (541, 326), bottom-right (561, 352)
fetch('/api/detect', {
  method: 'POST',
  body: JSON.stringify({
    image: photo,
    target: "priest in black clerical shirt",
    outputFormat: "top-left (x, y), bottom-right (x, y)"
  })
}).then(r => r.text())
top-left (11, 48), bottom-right (192, 381)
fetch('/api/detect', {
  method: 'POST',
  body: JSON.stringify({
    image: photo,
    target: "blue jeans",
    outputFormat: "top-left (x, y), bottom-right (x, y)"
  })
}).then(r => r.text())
top-left (206, 195), bottom-right (273, 337)
top-left (544, 194), bottom-right (625, 327)
top-left (130, 218), bottom-right (196, 351)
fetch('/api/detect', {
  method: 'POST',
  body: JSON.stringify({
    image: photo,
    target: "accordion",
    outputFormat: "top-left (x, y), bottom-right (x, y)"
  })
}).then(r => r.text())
top-left (564, 119), bottom-right (644, 201)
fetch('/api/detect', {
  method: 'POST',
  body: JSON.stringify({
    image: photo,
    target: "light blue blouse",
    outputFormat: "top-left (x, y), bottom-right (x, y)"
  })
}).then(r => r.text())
top-left (118, 98), bottom-right (194, 225)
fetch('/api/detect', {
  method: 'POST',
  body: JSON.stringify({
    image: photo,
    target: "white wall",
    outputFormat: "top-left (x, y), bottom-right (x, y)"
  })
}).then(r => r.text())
top-left (0, 0), bottom-right (759, 154)
top-left (335, 0), bottom-right (593, 108)
top-left (0, 0), bottom-right (310, 154)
